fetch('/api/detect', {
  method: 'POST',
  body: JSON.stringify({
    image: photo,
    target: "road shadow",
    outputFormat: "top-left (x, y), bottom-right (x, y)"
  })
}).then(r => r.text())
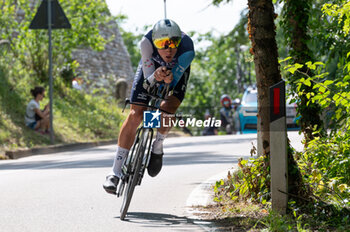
top-left (115, 211), bottom-right (262, 232)
top-left (0, 143), bottom-right (242, 170)
top-left (0, 135), bottom-right (253, 171)
top-left (0, 151), bottom-right (239, 171)
top-left (115, 211), bottom-right (210, 231)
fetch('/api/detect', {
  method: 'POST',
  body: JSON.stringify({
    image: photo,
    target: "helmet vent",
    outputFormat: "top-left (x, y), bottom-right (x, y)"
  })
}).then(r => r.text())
top-left (165, 19), bottom-right (171, 27)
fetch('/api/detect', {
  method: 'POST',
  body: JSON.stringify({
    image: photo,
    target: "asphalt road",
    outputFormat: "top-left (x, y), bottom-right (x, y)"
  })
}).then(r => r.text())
top-left (0, 132), bottom-right (303, 232)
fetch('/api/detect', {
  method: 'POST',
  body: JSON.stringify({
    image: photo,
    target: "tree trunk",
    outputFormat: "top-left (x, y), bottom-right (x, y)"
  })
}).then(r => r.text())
top-left (282, 0), bottom-right (324, 143)
top-left (248, 0), bottom-right (281, 158)
top-left (247, 0), bottom-right (309, 200)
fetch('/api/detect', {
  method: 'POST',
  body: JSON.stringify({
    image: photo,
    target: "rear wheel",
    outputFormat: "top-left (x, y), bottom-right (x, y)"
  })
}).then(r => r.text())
top-left (120, 130), bottom-right (149, 220)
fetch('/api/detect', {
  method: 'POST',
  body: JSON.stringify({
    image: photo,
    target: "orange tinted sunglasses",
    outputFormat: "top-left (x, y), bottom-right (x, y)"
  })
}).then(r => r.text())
top-left (153, 37), bottom-right (181, 49)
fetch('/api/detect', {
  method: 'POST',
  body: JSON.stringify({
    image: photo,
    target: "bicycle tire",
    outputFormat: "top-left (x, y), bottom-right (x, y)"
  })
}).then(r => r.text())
top-left (120, 129), bottom-right (149, 220)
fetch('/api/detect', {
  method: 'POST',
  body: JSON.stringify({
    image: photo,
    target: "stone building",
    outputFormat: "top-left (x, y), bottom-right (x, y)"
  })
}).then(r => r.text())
top-left (71, 19), bottom-right (134, 98)
top-left (23, 0), bottom-right (134, 99)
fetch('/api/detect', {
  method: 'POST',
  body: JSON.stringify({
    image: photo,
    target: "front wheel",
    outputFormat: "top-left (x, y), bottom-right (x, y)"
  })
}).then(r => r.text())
top-left (120, 129), bottom-right (149, 220)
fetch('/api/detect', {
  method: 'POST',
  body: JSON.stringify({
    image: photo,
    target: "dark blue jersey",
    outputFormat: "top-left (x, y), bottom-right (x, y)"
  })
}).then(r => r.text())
top-left (141, 30), bottom-right (195, 88)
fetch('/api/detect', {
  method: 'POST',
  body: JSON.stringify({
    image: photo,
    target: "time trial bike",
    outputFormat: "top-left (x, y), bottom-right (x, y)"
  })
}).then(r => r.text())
top-left (118, 82), bottom-right (171, 221)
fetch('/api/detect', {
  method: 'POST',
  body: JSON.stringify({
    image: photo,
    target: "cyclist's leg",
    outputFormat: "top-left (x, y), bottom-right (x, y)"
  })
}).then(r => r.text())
top-left (104, 104), bottom-right (146, 193)
top-left (147, 68), bottom-right (190, 177)
top-left (147, 95), bottom-right (182, 177)
top-left (156, 67), bottom-right (190, 141)
top-left (152, 95), bottom-right (181, 153)
top-left (158, 95), bottom-right (181, 134)
top-left (112, 62), bottom-right (150, 175)
top-left (118, 104), bottom-right (146, 149)
top-left (104, 63), bottom-right (149, 193)
top-left (116, 105), bottom-right (145, 167)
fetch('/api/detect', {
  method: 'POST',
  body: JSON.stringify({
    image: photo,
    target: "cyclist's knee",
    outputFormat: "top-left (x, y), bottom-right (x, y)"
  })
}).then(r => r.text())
top-left (161, 96), bottom-right (181, 114)
top-left (127, 106), bottom-right (144, 124)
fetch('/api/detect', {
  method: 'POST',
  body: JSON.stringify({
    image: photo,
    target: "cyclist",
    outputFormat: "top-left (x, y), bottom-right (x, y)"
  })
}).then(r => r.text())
top-left (219, 94), bottom-right (233, 134)
top-left (103, 19), bottom-right (195, 195)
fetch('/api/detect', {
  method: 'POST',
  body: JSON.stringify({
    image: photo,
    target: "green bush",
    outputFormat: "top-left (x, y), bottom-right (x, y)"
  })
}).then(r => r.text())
top-left (214, 154), bottom-right (270, 204)
top-left (0, 63), bottom-right (125, 153)
top-left (283, 60), bottom-right (350, 209)
top-left (297, 133), bottom-right (350, 208)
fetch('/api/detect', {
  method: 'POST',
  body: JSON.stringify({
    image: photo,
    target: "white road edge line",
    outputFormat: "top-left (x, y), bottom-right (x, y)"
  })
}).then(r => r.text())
top-left (185, 166), bottom-right (238, 231)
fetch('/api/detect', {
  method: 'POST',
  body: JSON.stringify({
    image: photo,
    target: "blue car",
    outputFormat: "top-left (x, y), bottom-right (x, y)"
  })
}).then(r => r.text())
top-left (237, 87), bottom-right (258, 132)
top-left (236, 87), bottom-right (299, 133)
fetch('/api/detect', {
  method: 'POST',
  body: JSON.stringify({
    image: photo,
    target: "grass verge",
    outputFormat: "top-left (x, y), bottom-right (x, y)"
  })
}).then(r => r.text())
top-left (0, 65), bottom-right (126, 157)
top-left (196, 168), bottom-right (350, 232)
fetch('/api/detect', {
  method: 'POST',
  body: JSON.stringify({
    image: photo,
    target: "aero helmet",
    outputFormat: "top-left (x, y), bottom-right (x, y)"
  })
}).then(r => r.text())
top-left (152, 19), bottom-right (182, 49)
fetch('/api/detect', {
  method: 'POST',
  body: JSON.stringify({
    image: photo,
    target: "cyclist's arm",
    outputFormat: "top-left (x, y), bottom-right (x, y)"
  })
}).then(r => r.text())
top-left (139, 36), bottom-right (157, 88)
top-left (170, 34), bottom-right (195, 88)
top-left (170, 51), bottom-right (194, 88)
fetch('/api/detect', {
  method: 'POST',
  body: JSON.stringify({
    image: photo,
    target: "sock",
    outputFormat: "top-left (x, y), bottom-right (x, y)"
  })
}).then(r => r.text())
top-left (151, 132), bottom-right (167, 154)
top-left (111, 146), bottom-right (129, 178)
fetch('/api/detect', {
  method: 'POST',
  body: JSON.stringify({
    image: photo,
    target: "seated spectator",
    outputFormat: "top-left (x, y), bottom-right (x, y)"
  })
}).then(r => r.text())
top-left (25, 86), bottom-right (50, 134)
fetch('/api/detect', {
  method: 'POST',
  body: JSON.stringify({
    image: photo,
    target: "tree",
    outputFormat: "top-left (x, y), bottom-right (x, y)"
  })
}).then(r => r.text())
top-left (213, 0), bottom-right (307, 200)
top-left (0, 0), bottom-right (114, 83)
top-left (212, 0), bottom-right (279, 155)
top-left (247, 0), bottom-right (281, 157)
top-left (281, 0), bottom-right (324, 142)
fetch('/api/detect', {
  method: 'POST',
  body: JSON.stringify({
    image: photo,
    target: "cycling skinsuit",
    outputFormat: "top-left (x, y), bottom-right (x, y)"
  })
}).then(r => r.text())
top-left (130, 30), bottom-right (195, 104)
